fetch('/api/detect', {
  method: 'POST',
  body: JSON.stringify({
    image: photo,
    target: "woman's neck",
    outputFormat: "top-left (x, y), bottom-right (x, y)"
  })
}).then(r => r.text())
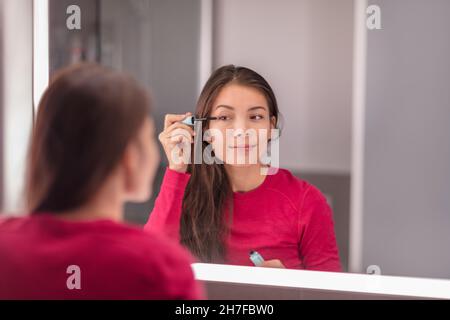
top-left (57, 201), bottom-right (123, 223)
top-left (56, 182), bottom-right (124, 223)
top-left (224, 164), bottom-right (267, 193)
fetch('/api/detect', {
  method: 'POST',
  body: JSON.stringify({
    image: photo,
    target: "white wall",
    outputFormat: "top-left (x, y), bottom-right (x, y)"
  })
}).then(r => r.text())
top-left (213, 0), bottom-right (354, 174)
top-left (0, 0), bottom-right (34, 215)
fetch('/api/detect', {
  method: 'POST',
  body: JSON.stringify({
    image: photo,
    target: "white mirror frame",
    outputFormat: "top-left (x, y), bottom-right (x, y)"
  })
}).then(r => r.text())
top-left (349, 0), bottom-right (367, 275)
top-left (193, 263), bottom-right (450, 300)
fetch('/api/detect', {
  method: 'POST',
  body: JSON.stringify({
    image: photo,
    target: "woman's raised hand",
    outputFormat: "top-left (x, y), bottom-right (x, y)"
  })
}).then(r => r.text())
top-left (158, 113), bottom-right (195, 173)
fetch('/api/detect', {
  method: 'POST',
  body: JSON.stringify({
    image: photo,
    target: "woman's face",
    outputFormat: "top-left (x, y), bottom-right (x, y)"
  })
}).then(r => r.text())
top-left (207, 83), bottom-right (275, 167)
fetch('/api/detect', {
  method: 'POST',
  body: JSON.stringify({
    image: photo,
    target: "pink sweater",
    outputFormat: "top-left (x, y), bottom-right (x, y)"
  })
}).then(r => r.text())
top-left (145, 167), bottom-right (342, 272)
top-left (0, 214), bottom-right (204, 299)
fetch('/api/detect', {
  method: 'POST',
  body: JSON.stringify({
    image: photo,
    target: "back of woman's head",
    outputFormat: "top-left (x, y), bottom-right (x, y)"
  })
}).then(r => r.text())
top-left (26, 63), bottom-right (152, 213)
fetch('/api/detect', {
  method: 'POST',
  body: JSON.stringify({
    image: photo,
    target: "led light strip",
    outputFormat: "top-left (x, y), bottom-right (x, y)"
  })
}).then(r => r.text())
top-left (192, 263), bottom-right (450, 299)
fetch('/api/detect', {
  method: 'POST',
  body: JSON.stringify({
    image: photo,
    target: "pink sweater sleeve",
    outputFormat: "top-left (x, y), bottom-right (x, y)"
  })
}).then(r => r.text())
top-left (144, 167), bottom-right (191, 243)
top-left (298, 184), bottom-right (342, 272)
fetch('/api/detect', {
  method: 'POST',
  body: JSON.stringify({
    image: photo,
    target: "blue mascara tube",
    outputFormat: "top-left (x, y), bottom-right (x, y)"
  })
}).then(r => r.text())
top-left (249, 251), bottom-right (265, 267)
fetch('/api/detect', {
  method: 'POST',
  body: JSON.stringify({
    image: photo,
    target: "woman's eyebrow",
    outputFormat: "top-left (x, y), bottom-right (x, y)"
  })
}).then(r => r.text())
top-left (214, 105), bottom-right (267, 111)
top-left (247, 106), bottom-right (267, 111)
top-left (215, 105), bottom-right (234, 111)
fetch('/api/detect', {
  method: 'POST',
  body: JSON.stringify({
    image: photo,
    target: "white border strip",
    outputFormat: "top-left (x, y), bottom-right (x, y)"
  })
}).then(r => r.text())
top-left (32, 0), bottom-right (49, 116)
top-left (349, 0), bottom-right (368, 274)
top-left (198, 0), bottom-right (213, 96)
top-left (193, 263), bottom-right (450, 299)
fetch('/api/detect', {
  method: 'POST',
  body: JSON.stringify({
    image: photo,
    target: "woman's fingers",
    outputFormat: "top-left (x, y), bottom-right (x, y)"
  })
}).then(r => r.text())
top-left (159, 113), bottom-right (194, 173)
top-left (260, 259), bottom-right (286, 269)
top-left (167, 133), bottom-right (192, 146)
top-left (160, 128), bottom-right (194, 145)
top-left (165, 122), bottom-right (195, 139)
top-left (164, 113), bottom-right (192, 130)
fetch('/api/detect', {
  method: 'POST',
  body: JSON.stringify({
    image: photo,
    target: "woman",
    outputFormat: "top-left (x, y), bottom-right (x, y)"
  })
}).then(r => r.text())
top-left (146, 65), bottom-right (341, 271)
top-left (0, 63), bottom-right (203, 299)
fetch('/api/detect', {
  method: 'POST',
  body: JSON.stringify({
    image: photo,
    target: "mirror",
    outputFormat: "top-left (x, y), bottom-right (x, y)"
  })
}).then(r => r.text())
top-left (45, 0), bottom-right (450, 281)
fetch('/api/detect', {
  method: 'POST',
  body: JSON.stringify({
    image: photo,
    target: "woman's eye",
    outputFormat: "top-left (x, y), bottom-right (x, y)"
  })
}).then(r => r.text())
top-left (251, 114), bottom-right (264, 120)
top-left (218, 115), bottom-right (231, 121)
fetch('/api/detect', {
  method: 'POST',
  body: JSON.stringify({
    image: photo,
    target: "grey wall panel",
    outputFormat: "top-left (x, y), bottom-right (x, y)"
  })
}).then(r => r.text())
top-left (363, 0), bottom-right (450, 278)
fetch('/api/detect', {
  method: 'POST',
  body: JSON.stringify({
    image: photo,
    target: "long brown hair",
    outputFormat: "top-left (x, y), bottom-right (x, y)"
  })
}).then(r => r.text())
top-left (180, 65), bottom-right (280, 262)
top-left (26, 63), bottom-right (151, 214)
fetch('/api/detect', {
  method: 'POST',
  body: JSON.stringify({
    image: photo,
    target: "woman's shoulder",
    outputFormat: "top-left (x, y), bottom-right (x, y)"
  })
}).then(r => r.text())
top-left (68, 220), bottom-right (197, 292)
top-left (92, 221), bottom-right (194, 264)
top-left (102, 223), bottom-right (198, 289)
top-left (268, 167), bottom-right (311, 192)
top-left (267, 168), bottom-right (327, 207)
top-left (112, 225), bottom-right (202, 299)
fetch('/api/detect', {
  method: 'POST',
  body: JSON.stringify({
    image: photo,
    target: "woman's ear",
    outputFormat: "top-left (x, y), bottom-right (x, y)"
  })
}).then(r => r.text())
top-left (270, 116), bottom-right (277, 130)
top-left (267, 116), bottom-right (277, 143)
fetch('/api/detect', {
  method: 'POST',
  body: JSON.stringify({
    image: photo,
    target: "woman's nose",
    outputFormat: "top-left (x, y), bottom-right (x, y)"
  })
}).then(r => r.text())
top-left (232, 128), bottom-right (250, 138)
top-left (231, 118), bottom-right (250, 136)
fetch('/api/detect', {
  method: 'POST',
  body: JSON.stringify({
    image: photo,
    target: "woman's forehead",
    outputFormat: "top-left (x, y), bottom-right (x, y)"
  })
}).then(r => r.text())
top-left (212, 87), bottom-right (268, 112)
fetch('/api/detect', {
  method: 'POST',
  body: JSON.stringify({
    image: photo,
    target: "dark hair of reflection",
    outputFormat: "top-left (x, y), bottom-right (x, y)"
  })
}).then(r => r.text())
top-left (180, 65), bottom-right (280, 263)
top-left (26, 63), bottom-right (151, 214)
